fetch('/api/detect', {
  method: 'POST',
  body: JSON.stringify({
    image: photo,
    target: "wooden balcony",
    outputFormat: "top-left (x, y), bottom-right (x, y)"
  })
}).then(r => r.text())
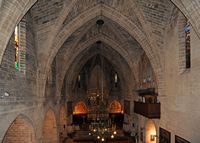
top-left (134, 101), bottom-right (160, 119)
top-left (135, 88), bottom-right (156, 96)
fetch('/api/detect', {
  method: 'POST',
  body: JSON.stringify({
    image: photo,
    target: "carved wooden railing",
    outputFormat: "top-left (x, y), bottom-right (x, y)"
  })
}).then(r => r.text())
top-left (134, 101), bottom-right (160, 119)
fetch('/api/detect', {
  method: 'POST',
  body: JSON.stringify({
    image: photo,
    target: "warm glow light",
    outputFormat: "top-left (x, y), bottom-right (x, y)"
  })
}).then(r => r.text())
top-left (15, 26), bottom-right (19, 43)
top-left (101, 138), bottom-right (105, 141)
top-left (109, 100), bottom-right (122, 113)
top-left (74, 101), bottom-right (88, 114)
top-left (93, 128), bottom-right (96, 132)
top-left (97, 136), bottom-right (100, 139)
top-left (145, 120), bottom-right (156, 143)
top-left (89, 132), bottom-right (91, 136)
top-left (150, 134), bottom-right (156, 141)
top-left (113, 131), bottom-right (117, 135)
top-left (115, 73), bottom-right (118, 83)
top-left (111, 135), bottom-right (114, 138)
top-left (149, 130), bottom-right (156, 142)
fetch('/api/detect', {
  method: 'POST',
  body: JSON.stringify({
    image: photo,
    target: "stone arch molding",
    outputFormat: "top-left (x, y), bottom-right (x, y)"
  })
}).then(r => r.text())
top-left (65, 45), bottom-right (133, 98)
top-left (0, 0), bottom-right (77, 64)
top-left (0, 0), bottom-right (200, 64)
top-left (2, 114), bottom-right (36, 143)
top-left (57, 34), bottom-right (136, 80)
top-left (1, 1), bottom-right (199, 96)
top-left (39, 4), bottom-right (164, 97)
top-left (57, 35), bottom-right (136, 97)
top-left (68, 46), bottom-right (132, 87)
top-left (171, 0), bottom-right (200, 39)
top-left (44, 4), bottom-right (159, 74)
top-left (42, 108), bottom-right (58, 143)
top-left (0, 0), bottom-right (37, 63)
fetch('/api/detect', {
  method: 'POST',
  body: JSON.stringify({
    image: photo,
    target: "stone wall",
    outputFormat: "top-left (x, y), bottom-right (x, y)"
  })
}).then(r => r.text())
top-left (131, 10), bottom-right (200, 143)
top-left (0, 12), bottom-right (64, 143)
top-left (1, 1), bottom-right (200, 143)
top-left (2, 115), bottom-right (36, 143)
top-left (157, 11), bottom-right (200, 142)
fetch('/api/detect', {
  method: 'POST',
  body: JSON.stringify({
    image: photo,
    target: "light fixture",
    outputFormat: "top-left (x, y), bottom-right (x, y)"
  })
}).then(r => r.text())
top-left (89, 119), bottom-right (117, 141)
top-left (101, 137), bottom-right (105, 142)
top-left (0, 91), bottom-right (10, 99)
top-left (150, 134), bottom-right (156, 141)
top-left (4, 92), bottom-right (10, 97)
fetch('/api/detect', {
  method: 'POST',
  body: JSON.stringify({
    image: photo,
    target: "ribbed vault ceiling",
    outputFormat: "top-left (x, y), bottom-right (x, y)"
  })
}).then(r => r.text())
top-left (38, 0), bottom-right (176, 96)
top-left (0, 0), bottom-right (185, 97)
top-left (64, 42), bottom-right (135, 96)
top-left (55, 15), bottom-right (143, 96)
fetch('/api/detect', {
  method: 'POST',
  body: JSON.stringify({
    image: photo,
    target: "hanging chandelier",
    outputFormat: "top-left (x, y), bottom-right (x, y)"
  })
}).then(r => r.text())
top-left (88, 119), bottom-right (117, 142)
top-left (86, 19), bottom-right (118, 141)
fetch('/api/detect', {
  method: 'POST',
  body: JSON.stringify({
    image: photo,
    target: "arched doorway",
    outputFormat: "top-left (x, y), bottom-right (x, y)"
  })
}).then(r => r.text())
top-left (43, 109), bottom-right (58, 143)
top-left (109, 100), bottom-right (122, 113)
top-left (2, 115), bottom-right (36, 143)
top-left (59, 106), bottom-right (67, 142)
top-left (109, 100), bottom-right (124, 129)
top-left (74, 101), bottom-right (88, 114)
top-left (145, 120), bottom-right (157, 143)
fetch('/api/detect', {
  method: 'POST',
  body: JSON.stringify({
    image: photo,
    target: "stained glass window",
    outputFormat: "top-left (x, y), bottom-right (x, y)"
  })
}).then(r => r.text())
top-left (14, 20), bottom-right (27, 76)
top-left (14, 25), bottom-right (19, 71)
top-left (184, 21), bottom-right (191, 68)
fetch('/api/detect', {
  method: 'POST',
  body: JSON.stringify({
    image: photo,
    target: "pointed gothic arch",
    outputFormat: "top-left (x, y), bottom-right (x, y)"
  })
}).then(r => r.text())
top-left (74, 101), bottom-right (88, 114)
top-left (39, 4), bottom-right (164, 98)
top-left (2, 115), bottom-right (36, 143)
top-left (42, 109), bottom-right (58, 143)
top-left (109, 100), bottom-right (122, 113)
top-left (145, 120), bottom-right (157, 143)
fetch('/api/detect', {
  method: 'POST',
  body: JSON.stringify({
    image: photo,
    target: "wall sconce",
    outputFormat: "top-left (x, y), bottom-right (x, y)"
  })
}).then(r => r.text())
top-left (0, 91), bottom-right (10, 99)
top-left (150, 134), bottom-right (157, 141)
top-left (4, 92), bottom-right (10, 97)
